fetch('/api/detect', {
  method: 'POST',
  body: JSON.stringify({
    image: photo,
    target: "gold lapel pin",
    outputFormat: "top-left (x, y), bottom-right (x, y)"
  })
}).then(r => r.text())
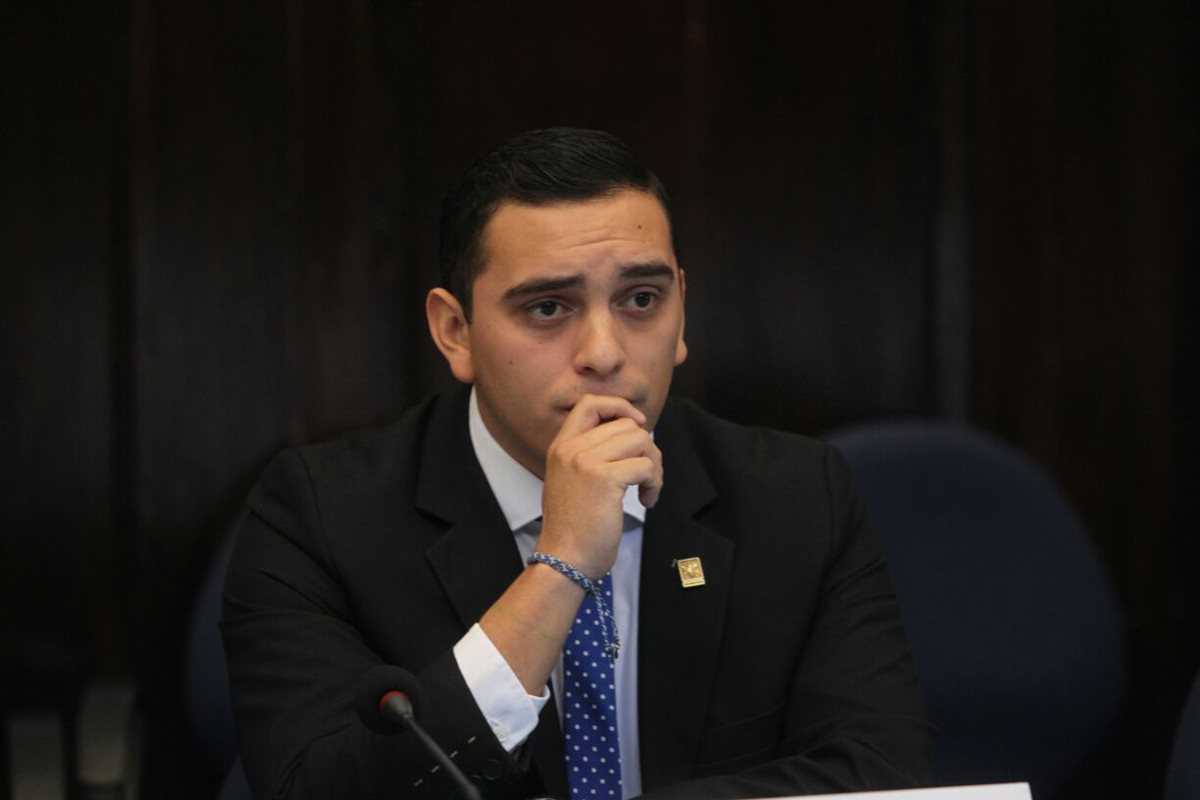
top-left (674, 556), bottom-right (706, 588)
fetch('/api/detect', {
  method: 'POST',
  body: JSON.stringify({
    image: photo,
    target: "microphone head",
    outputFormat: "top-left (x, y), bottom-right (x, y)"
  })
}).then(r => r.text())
top-left (354, 665), bottom-right (425, 734)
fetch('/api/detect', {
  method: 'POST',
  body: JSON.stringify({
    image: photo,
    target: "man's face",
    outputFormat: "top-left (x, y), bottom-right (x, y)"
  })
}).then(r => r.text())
top-left (431, 189), bottom-right (687, 478)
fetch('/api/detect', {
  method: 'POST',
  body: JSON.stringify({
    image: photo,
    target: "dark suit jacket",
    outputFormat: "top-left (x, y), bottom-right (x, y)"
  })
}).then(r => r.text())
top-left (222, 386), bottom-right (933, 799)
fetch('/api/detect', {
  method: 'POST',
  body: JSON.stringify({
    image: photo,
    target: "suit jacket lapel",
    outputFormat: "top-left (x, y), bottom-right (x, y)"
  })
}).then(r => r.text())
top-left (417, 388), bottom-right (525, 626)
top-left (638, 400), bottom-right (734, 791)
top-left (413, 387), bottom-right (568, 795)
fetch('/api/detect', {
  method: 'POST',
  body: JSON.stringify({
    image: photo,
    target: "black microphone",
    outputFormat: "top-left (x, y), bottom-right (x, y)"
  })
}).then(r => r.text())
top-left (354, 665), bottom-right (483, 800)
top-left (354, 664), bottom-right (424, 734)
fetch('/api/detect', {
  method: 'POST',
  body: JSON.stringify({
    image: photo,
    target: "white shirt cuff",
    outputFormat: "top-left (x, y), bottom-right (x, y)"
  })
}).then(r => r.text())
top-left (453, 623), bottom-right (549, 751)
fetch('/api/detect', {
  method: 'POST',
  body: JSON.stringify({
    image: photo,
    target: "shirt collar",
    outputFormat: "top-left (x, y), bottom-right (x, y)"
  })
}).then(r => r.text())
top-left (467, 386), bottom-right (647, 532)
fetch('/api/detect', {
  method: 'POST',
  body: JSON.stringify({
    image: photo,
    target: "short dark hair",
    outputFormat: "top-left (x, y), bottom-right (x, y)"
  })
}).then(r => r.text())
top-left (438, 127), bottom-right (671, 318)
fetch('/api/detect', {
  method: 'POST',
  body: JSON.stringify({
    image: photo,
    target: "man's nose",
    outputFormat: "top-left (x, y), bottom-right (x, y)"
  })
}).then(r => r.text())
top-left (573, 309), bottom-right (626, 377)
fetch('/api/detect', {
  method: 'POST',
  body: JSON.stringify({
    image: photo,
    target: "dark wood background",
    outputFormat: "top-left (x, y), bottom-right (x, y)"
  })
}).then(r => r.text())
top-left (3, 1), bottom-right (1197, 797)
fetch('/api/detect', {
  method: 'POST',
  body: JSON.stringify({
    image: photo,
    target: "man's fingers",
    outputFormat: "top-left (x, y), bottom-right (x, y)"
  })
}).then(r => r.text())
top-left (556, 394), bottom-right (647, 439)
top-left (585, 437), bottom-right (662, 508)
top-left (639, 439), bottom-right (664, 508)
top-left (606, 456), bottom-right (661, 497)
top-left (565, 423), bottom-right (653, 463)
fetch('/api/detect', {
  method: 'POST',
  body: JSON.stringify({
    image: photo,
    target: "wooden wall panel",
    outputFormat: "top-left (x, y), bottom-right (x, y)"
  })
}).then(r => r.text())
top-left (1, 3), bottom-right (125, 701)
top-left (676, 1), bottom-right (936, 432)
top-left (1174, 0), bottom-right (1200, 677)
top-left (974, 0), bottom-right (1182, 642)
top-left (127, 0), bottom-right (391, 667)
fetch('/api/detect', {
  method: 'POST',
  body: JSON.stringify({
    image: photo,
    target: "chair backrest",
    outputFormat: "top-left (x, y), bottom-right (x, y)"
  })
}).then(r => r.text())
top-left (1165, 668), bottom-right (1200, 800)
top-left (825, 422), bottom-right (1126, 799)
top-left (184, 509), bottom-right (247, 778)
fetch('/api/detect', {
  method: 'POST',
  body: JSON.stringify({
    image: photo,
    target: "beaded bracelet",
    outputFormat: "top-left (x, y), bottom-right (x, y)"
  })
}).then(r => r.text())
top-left (527, 551), bottom-right (621, 661)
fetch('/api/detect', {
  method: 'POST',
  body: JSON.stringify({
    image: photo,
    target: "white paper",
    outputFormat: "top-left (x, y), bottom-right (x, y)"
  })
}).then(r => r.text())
top-left (755, 783), bottom-right (1032, 800)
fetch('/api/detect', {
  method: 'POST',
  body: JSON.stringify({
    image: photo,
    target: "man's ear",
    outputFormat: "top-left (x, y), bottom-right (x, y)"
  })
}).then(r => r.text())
top-left (674, 268), bottom-right (688, 366)
top-left (425, 288), bottom-right (476, 384)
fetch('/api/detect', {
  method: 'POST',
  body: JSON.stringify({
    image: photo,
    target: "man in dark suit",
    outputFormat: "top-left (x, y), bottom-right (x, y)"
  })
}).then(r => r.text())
top-left (223, 128), bottom-right (933, 799)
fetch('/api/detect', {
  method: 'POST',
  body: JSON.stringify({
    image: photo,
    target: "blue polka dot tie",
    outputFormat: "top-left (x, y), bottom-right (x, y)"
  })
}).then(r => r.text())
top-left (563, 572), bottom-right (622, 800)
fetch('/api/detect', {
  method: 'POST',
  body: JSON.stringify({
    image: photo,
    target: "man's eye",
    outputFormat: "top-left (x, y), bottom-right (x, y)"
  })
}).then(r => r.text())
top-left (624, 290), bottom-right (658, 312)
top-left (529, 300), bottom-right (563, 319)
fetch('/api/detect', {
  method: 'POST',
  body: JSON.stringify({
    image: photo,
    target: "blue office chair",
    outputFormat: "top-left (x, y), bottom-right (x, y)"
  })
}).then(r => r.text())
top-left (184, 509), bottom-right (254, 800)
top-left (1165, 668), bottom-right (1200, 800)
top-left (825, 421), bottom-right (1126, 799)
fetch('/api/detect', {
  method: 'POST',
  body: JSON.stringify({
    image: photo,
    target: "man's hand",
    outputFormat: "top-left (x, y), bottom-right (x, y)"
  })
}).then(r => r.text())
top-left (478, 394), bottom-right (663, 696)
top-left (537, 394), bottom-right (663, 579)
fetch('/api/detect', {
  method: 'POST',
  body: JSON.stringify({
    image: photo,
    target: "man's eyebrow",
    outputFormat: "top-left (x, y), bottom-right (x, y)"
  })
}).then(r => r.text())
top-left (501, 274), bottom-right (586, 301)
top-left (619, 261), bottom-right (675, 282)
top-left (501, 262), bottom-right (675, 301)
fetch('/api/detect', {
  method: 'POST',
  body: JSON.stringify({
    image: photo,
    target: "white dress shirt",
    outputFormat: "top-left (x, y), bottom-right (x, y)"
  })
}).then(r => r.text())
top-left (452, 388), bottom-right (645, 798)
